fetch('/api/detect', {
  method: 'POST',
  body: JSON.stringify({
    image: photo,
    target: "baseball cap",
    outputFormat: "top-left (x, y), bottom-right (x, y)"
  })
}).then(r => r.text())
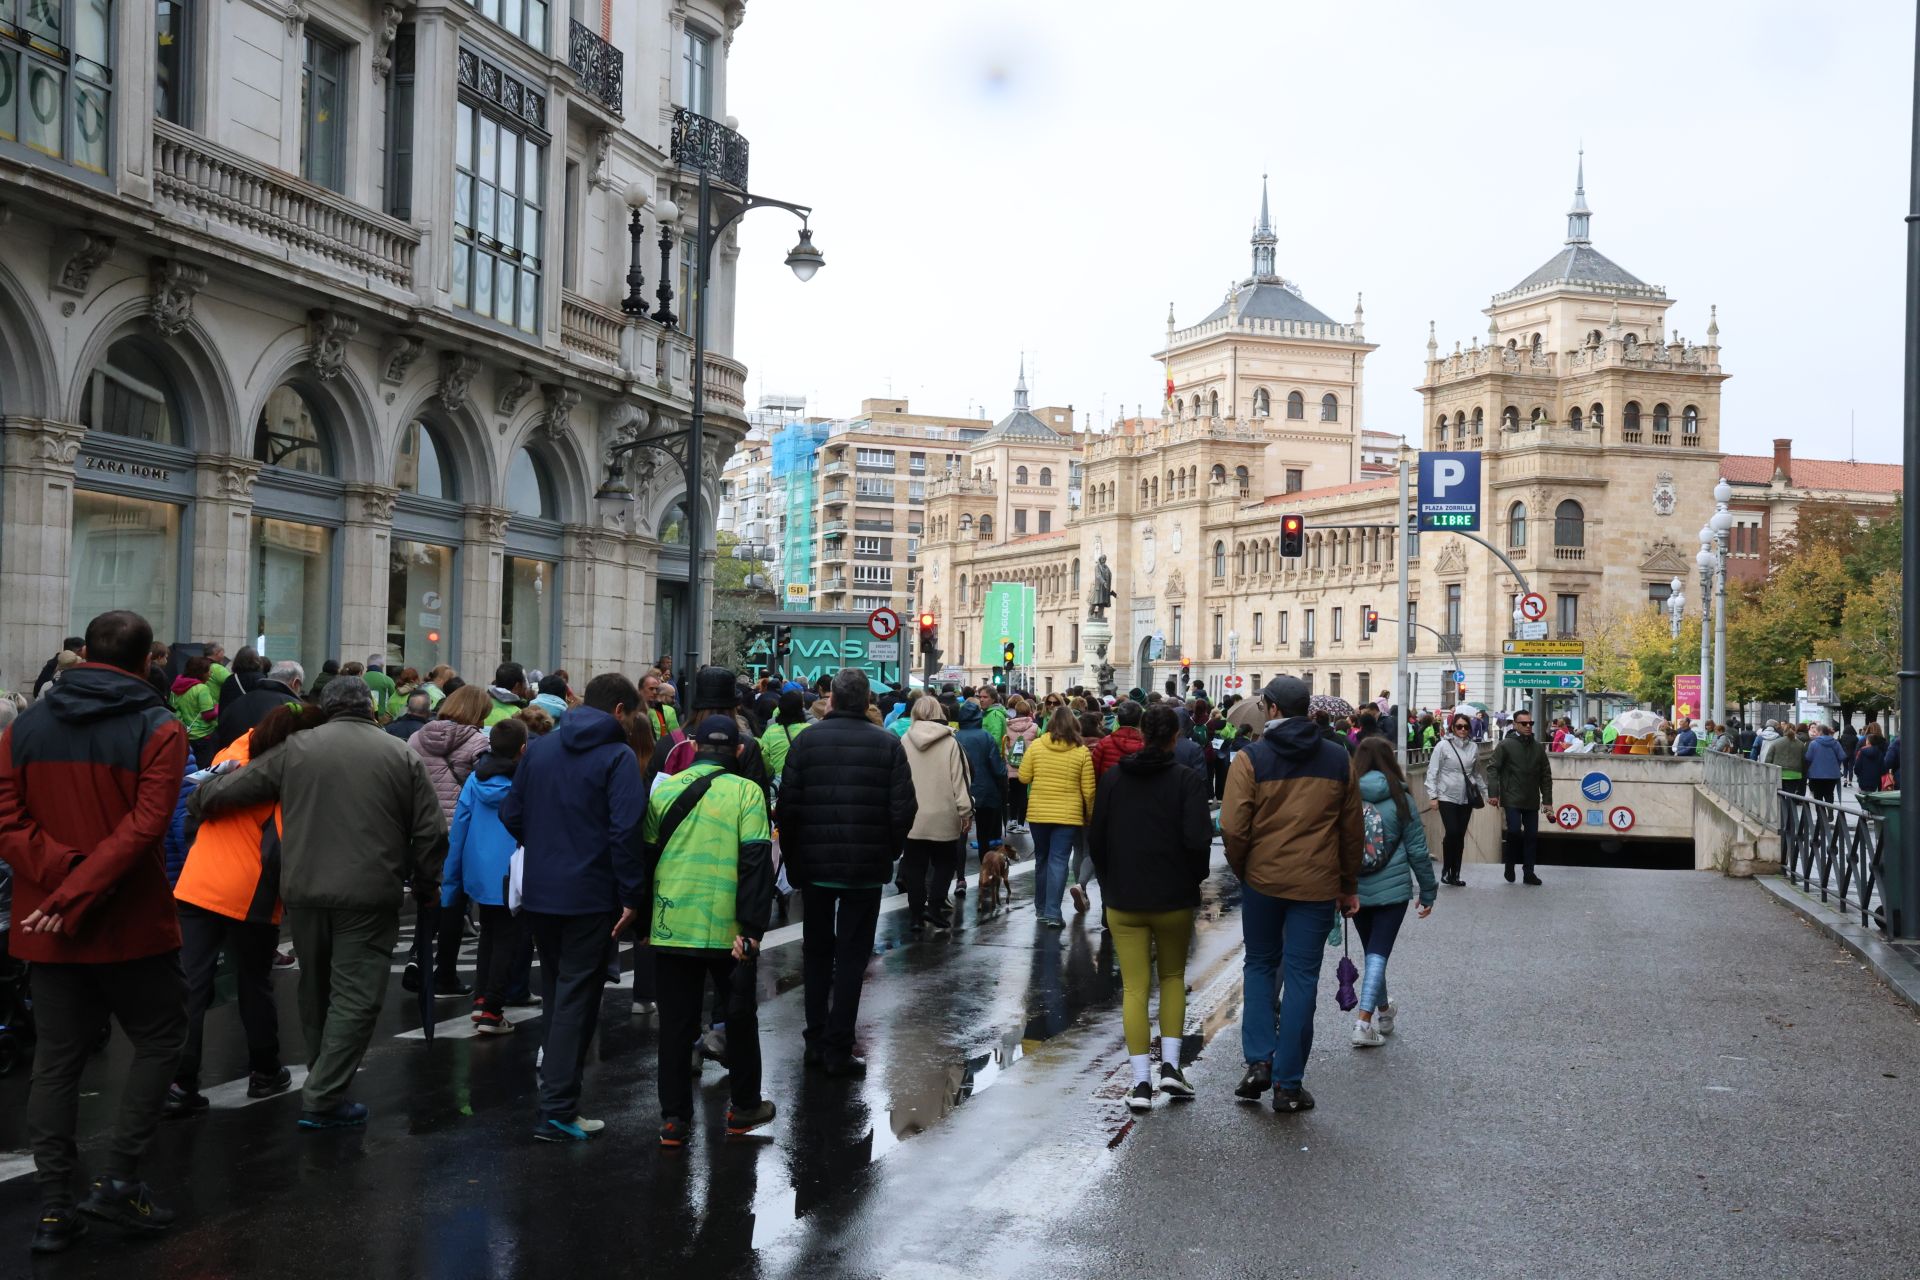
top-left (695, 714), bottom-right (741, 751)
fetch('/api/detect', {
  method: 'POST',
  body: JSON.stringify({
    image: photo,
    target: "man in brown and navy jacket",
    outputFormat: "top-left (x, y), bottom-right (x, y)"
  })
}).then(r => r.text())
top-left (1220, 675), bottom-right (1364, 1115)
top-left (0, 610), bottom-right (190, 1253)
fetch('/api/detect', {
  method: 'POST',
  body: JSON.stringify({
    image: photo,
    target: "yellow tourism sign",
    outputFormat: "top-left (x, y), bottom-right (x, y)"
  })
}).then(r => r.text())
top-left (1502, 639), bottom-right (1586, 657)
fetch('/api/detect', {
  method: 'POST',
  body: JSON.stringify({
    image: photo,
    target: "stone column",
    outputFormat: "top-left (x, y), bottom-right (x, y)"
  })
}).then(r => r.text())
top-left (0, 419), bottom-right (84, 691)
top-left (190, 458), bottom-right (259, 649)
top-left (341, 484), bottom-right (397, 666)
top-left (459, 506), bottom-right (511, 681)
top-left (561, 521), bottom-right (644, 678)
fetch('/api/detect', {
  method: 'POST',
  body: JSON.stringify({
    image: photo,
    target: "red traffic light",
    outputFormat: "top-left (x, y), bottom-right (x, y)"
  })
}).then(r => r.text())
top-left (1180, 655), bottom-right (1191, 670)
top-left (918, 612), bottom-right (935, 629)
top-left (1280, 514), bottom-right (1305, 558)
top-left (1282, 515), bottom-right (1303, 533)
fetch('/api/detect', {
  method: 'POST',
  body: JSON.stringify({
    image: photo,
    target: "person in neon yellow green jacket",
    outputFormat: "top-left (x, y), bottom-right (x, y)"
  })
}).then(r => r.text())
top-left (170, 655), bottom-right (222, 765)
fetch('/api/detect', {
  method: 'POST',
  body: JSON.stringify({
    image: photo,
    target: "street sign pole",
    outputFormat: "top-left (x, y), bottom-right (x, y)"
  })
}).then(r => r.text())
top-left (1396, 454), bottom-right (1410, 774)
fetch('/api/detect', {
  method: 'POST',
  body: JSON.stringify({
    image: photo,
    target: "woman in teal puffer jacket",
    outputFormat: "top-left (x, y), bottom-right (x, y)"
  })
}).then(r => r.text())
top-left (1349, 738), bottom-right (1436, 1049)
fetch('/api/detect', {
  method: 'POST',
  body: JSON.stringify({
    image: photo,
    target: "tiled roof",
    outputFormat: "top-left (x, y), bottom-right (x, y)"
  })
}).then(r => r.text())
top-left (1255, 477), bottom-right (1396, 508)
top-left (1504, 243), bottom-right (1646, 295)
top-left (1721, 454), bottom-right (1903, 494)
top-left (1201, 281), bottom-right (1337, 327)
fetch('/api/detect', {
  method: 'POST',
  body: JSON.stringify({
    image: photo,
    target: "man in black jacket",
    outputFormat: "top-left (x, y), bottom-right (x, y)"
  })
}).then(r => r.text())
top-left (776, 668), bottom-right (915, 1077)
top-left (210, 661), bottom-right (305, 755)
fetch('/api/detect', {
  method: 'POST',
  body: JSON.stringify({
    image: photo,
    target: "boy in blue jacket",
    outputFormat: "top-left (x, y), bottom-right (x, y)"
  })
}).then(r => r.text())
top-left (444, 717), bottom-right (528, 1034)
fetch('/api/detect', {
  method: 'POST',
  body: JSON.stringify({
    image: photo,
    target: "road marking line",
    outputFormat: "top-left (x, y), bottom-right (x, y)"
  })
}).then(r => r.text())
top-left (0, 1153), bottom-right (32, 1183)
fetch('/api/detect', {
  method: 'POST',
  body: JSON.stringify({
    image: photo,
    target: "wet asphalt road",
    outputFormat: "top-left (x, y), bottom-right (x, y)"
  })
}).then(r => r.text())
top-left (5, 862), bottom-right (1920, 1279)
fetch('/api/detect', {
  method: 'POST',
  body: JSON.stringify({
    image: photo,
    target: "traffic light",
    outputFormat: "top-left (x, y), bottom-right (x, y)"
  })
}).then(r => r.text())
top-left (1003, 639), bottom-right (1017, 667)
top-left (775, 624), bottom-right (793, 660)
top-left (1281, 514), bottom-right (1305, 558)
top-left (917, 612), bottom-right (938, 655)
top-left (1365, 608), bottom-right (1379, 636)
top-left (1180, 655), bottom-right (1191, 687)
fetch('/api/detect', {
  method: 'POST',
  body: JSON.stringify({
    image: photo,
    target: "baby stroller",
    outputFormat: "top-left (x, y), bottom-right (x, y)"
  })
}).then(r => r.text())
top-left (0, 858), bottom-right (32, 1077)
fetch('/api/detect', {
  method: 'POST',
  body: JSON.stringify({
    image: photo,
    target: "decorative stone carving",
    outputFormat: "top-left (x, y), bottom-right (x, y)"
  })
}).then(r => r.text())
top-left (204, 459), bottom-right (261, 501)
top-left (147, 258), bottom-right (207, 336)
top-left (1164, 568), bottom-right (1184, 599)
top-left (475, 507), bottom-right (513, 542)
top-left (438, 351), bottom-right (479, 412)
top-left (23, 421), bottom-right (87, 467)
top-left (381, 334), bottom-right (425, 385)
top-left (281, 0), bottom-right (308, 36)
top-left (307, 309), bottom-right (359, 380)
top-left (539, 384), bottom-right (580, 441)
top-left (497, 369), bottom-right (536, 417)
top-left (1641, 536), bottom-right (1690, 577)
top-left (1433, 540), bottom-right (1467, 575)
top-left (1652, 470), bottom-right (1677, 518)
top-left (588, 129), bottom-right (615, 190)
top-left (52, 230), bottom-right (116, 296)
top-left (372, 3), bottom-right (404, 79)
top-left (353, 484), bottom-right (398, 523)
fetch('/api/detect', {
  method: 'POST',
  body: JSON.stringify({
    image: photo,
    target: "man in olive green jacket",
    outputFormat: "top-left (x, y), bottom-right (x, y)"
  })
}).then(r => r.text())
top-left (1487, 710), bottom-right (1554, 886)
top-left (190, 677), bottom-right (444, 1129)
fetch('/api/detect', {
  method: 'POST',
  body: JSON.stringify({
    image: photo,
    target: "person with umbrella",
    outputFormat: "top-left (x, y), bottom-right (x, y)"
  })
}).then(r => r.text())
top-left (1485, 708), bottom-right (1553, 885)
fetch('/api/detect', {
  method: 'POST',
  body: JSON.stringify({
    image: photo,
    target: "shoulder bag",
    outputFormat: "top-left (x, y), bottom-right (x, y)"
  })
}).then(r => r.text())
top-left (1449, 739), bottom-right (1484, 810)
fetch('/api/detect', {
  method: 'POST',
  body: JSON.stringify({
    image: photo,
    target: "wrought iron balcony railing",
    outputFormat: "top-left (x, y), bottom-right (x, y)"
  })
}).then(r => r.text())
top-left (670, 106), bottom-right (749, 189)
top-left (568, 20), bottom-right (623, 114)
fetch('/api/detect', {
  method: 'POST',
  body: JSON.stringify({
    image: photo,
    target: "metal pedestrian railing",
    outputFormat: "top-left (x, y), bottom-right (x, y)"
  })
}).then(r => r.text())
top-left (1703, 751), bottom-right (1783, 828)
top-left (1779, 791), bottom-right (1886, 933)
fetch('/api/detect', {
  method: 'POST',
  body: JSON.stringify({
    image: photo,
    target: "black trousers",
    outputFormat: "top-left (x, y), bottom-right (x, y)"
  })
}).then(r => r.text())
top-left (799, 884), bottom-right (882, 1059)
top-left (655, 948), bottom-right (761, 1119)
top-left (473, 904), bottom-right (521, 1014)
top-left (900, 838), bottom-right (959, 928)
top-left (1008, 779), bottom-right (1029, 823)
top-left (1782, 777), bottom-right (1808, 797)
top-left (28, 953), bottom-right (186, 1205)
top-left (974, 806), bottom-right (1003, 851)
top-left (176, 901), bottom-right (281, 1091)
top-left (1808, 779), bottom-right (1838, 804)
top-left (1501, 806), bottom-right (1539, 874)
top-left (410, 890), bottom-right (469, 987)
top-left (1437, 801), bottom-right (1472, 881)
top-left (525, 911), bottom-right (612, 1122)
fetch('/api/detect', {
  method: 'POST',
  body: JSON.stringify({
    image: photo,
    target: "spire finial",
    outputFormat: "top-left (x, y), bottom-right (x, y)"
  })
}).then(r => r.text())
top-left (1566, 147), bottom-right (1592, 245)
top-left (1250, 175), bottom-right (1278, 280)
top-left (1708, 304), bottom-right (1719, 340)
top-left (1426, 320), bottom-right (1437, 358)
top-left (1259, 172), bottom-right (1272, 233)
top-left (1014, 355), bottom-right (1029, 411)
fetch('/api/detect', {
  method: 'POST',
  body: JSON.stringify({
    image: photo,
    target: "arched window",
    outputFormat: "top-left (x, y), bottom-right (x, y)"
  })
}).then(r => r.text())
top-left (1683, 405), bottom-right (1699, 435)
top-left (978, 514), bottom-right (992, 537)
top-left (396, 420), bottom-right (455, 500)
top-left (1015, 465), bottom-right (1029, 485)
top-left (1237, 543), bottom-right (1247, 576)
top-left (254, 385), bottom-right (334, 475)
top-left (1590, 402), bottom-right (1604, 430)
top-left (1530, 332), bottom-right (1543, 355)
top-left (1435, 414), bottom-right (1448, 444)
top-left (1653, 403), bottom-right (1670, 434)
top-left (1508, 501), bottom-right (1527, 548)
top-left (659, 498), bottom-right (689, 545)
top-left (1471, 407), bottom-right (1484, 434)
top-left (1501, 405), bottom-right (1519, 430)
top-left (1286, 390), bottom-right (1304, 419)
top-left (958, 573), bottom-right (968, 605)
top-left (1530, 406), bottom-right (1548, 426)
top-left (1253, 387), bottom-right (1271, 417)
top-left (1624, 401), bottom-right (1641, 432)
top-left (1039, 466), bottom-right (1052, 487)
top-left (1150, 477), bottom-right (1158, 504)
top-left (1208, 389), bottom-right (1220, 419)
top-left (1211, 463), bottom-right (1226, 487)
top-left (80, 337), bottom-right (185, 445)
top-left (1071, 558), bottom-right (1080, 592)
top-left (1506, 338), bottom-right (1518, 351)
top-left (1624, 333), bottom-right (1639, 352)
top-left (1213, 540), bottom-right (1226, 578)
top-left (1587, 329), bottom-right (1603, 346)
top-left (1234, 465), bottom-right (1249, 496)
top-left (959, 512), bottom-right (972, 533)
top-left (506, 447), bottom-right (555, 519)
top-left (1554, 499), bottom-right (1585, 548)
top-left (1568, 406), bottom-right (1583, 432)
top-left (1139, 479), bottom-right (1149, 506)
top-left (1320, 394), bottom-right (1338, 422)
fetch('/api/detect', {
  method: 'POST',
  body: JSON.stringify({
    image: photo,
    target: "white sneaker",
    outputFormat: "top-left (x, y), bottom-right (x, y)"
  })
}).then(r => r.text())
top-left (574, 1117), bottom-right (606, 1134)
top-left (1374, 1001), bottom-right (1397, 1036)
top-left (1350, 1019), bottom-right (1383, 1048)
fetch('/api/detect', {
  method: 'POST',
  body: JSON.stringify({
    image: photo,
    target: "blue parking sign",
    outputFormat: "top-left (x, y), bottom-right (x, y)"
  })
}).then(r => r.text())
top-left (1418, 452), bottom-right (1482, 532)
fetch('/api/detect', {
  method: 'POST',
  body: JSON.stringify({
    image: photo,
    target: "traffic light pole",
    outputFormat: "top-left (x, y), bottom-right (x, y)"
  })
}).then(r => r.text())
top-left (1396, 458), bottom-right (1410, 773)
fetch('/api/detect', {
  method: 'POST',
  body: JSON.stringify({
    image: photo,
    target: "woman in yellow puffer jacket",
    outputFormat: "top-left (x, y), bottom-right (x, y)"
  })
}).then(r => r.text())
top-left (1018, 706), bottom-right (1095, 927)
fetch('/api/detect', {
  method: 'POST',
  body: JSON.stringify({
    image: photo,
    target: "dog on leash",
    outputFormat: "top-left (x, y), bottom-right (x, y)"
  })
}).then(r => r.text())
top-left (977, 846), bottom-right (1012, 912)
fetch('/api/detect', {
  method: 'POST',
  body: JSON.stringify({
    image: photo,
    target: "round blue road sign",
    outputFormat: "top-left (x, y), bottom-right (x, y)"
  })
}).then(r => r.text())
top-left (1580, 771), bottom-right (1613, 803)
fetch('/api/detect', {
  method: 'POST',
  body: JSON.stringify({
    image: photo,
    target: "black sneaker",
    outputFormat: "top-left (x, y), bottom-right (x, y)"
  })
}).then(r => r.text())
top-left (248, 1066), bottom-right (294, 1098)
top-left (1125, 1081), bottom-right (1153, 1113)
top-left (30, 1206), bottom-right (87, 1254)
top-left (1273, 1085), bottom-right (1316, 1113)
top-left (1523, 873), bottom-right (1544, 886)
top-left (433, 978), bottom-right (474, 999)
top-left (726, 1099), bottom-right (777, 1136)
top-left (1234, 1062), bottom-right (1271, 1102)
top-left (1158, 1062), bottom-right (1195, 1100)
top-left (659, 1117), bottom-right (690, 1149)
top-left (1504, 864), bottom-right (1516, 883)
top-left (77, 1178), bottom-right (175, 1233)
top-left (297, 1101), bottom-right (369, 1130)
top-left (803, 1045), bottom-right (827, 1070)
top-left (163, 1083), bottom-right (209, 1118)
top-left (402, 962), bottom-right (422, 992)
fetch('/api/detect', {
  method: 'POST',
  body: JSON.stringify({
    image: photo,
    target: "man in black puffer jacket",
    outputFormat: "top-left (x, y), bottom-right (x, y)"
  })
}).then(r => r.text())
top-left (776, 668), bottom-right (915, 1077)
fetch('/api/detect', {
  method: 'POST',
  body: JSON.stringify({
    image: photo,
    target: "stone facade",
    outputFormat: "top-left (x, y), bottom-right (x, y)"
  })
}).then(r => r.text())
top-left (0, 0), bottom-right (760, 691)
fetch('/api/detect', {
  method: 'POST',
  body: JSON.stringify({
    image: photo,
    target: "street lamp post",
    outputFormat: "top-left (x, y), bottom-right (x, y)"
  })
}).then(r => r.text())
top-left (1709, 478), bottom-right (1734, 729)
top-left (595, 110), bottom-right (821, 682)
top-left (1228, 629), bottom-right (1239, 698)
top-left (1696, 528), bottom-right (1714, 726)
top-left (1665, 575), bottom-right (1686, 641)
top-left (620, 182), bottom-right (651, 316)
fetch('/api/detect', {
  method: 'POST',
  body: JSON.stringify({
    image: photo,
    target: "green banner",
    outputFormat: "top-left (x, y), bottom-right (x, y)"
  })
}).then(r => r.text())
top-left (1501, 657), bottom-right (1586, 672)
top-left (977, 581), bottom-right (1034, 667)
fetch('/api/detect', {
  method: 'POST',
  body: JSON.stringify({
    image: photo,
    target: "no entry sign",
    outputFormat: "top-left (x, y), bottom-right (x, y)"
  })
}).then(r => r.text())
top-left (867, 607), bottom-right (901, 640)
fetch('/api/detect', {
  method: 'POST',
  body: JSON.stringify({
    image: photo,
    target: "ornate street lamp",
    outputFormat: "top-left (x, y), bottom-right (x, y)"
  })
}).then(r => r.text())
top-left (1665, 574), bottom-right (1686, 640)
top-left (621, 181), bottom-right (651, 317)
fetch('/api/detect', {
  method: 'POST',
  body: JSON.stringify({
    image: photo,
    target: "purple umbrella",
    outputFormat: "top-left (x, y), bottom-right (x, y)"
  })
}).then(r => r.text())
top-left (1310, 693), bottom-right (1357, 720)
top-left (1335, 920), bottom-right (1359, 1012)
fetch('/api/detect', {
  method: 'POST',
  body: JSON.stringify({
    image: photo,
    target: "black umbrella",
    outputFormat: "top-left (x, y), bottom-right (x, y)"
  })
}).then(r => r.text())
top-left (414, 896), bottom-right (437, 1044)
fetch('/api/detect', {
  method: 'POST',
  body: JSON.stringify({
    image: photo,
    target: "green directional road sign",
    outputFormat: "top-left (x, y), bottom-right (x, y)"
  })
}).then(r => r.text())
top-left (1502, 672), bottom-right (1586, 690)
top-left (1501, 657), bottom-right (1586, 672)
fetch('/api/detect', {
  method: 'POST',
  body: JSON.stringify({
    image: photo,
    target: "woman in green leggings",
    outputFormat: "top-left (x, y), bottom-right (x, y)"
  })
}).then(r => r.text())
top-left (1089, 704), bottom-right (1215, 1111)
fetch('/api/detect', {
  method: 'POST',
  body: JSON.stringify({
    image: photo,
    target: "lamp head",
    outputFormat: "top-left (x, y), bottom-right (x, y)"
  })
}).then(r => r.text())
top-left (623, 180), bottom-right (651, 211)
top-left (1698, 525), bottom-right (1713, 548)
top-left (656, 197), bottom-right (679, 223)
top-left (1710, 507), bottom-right (1734, 534)
top-left (785, 226), bottom-right (824, 282)
top-left (1696, 547), bottom-right (1715, 569)
top-left (1713, 478), bottom-right (1732, 505)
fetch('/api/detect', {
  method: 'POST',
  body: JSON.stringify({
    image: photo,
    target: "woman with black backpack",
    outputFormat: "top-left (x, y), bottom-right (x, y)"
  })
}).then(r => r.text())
top-left (1349, 738), bottom-right (1436, 1049)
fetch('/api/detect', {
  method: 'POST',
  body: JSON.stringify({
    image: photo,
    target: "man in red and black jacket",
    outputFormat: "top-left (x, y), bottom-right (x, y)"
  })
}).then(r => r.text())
top-left (0, 610), bottom-right (190, 1254)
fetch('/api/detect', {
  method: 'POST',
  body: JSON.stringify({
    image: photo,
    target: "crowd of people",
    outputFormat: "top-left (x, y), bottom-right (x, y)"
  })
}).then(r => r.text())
top-left (5, 609), bottom-right (1904, 1256)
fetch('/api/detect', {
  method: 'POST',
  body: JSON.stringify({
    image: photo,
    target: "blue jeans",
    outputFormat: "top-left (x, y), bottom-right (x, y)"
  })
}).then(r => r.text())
top-left (1240, 888), bottom-right (1335, 1089)
top-left (1028, 822), bottom-right (1077, 922)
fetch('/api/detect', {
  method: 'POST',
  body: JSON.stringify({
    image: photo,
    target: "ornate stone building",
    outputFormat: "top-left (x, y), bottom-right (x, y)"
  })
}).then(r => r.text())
top-left (926, 166), bottom-right (1888, 713)
top-left (0, 0), bottom-right (761, 690)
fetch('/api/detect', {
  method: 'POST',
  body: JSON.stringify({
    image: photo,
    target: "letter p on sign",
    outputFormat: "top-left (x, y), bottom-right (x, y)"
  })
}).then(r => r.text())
top-left (1433, 459), bottom-right (1465, 495)
top-left (1417, 450), bottom-right (1483, 532)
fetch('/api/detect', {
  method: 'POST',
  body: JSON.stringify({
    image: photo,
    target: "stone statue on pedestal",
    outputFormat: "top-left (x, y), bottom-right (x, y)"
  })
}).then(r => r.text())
top-left (1087, 554), bottom-right (1114, 621)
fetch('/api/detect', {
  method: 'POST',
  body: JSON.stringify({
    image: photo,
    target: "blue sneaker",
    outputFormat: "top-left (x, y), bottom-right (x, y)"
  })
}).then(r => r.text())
top-left (534, 1117), bottom-right (592, 1143)
top-left (297, 1101), bottom-right (369, 1130)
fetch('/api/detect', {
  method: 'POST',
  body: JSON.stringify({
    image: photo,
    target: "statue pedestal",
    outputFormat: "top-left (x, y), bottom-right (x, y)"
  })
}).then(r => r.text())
top-left (1082, 618), bottom-right (1114, 693)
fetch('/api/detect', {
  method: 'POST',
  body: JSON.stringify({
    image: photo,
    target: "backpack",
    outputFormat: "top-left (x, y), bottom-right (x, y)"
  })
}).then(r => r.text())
top-left (662, 730), bottom-right (696, 776)
top-left (1359, 800), bottom-right (1391, 874)
top-left (1008, 734), bottom-right (1028, 767)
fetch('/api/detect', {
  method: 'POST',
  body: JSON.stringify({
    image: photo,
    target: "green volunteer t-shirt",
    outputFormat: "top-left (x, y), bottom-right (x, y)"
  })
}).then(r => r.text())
top-left (645, 761), bottom-right (771, 951)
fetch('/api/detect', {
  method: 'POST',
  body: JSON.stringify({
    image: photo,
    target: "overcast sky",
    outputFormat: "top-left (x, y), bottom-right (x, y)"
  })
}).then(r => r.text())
top-left (727, 1), bottom-right (1912, 465)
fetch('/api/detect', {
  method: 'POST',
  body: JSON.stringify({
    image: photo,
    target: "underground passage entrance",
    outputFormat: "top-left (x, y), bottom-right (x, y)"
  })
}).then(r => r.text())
top-left (1528, 834), bottom-right (1695, 871)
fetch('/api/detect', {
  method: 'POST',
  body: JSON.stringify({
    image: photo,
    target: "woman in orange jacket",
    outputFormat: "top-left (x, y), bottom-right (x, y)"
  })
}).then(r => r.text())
top-left (167, 703), bottom-right (316, 1115)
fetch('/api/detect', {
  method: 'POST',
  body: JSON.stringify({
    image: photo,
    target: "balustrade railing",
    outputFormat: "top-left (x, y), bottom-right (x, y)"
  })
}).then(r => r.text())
top-left (1702, 752), bottom-right (1782, 828)
top-left (560, 291), bottom-right (623, 364)
top-left (152, 120), bottom-right (417, 287)
top-left (703, 352), bottom-right (748, 413)
top-left (567, 19), bottom-right (623, 114)
top-left (670, 106), bottom-right (749, 188)
top-left (1779, 792), bottom-right (1886, 933)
